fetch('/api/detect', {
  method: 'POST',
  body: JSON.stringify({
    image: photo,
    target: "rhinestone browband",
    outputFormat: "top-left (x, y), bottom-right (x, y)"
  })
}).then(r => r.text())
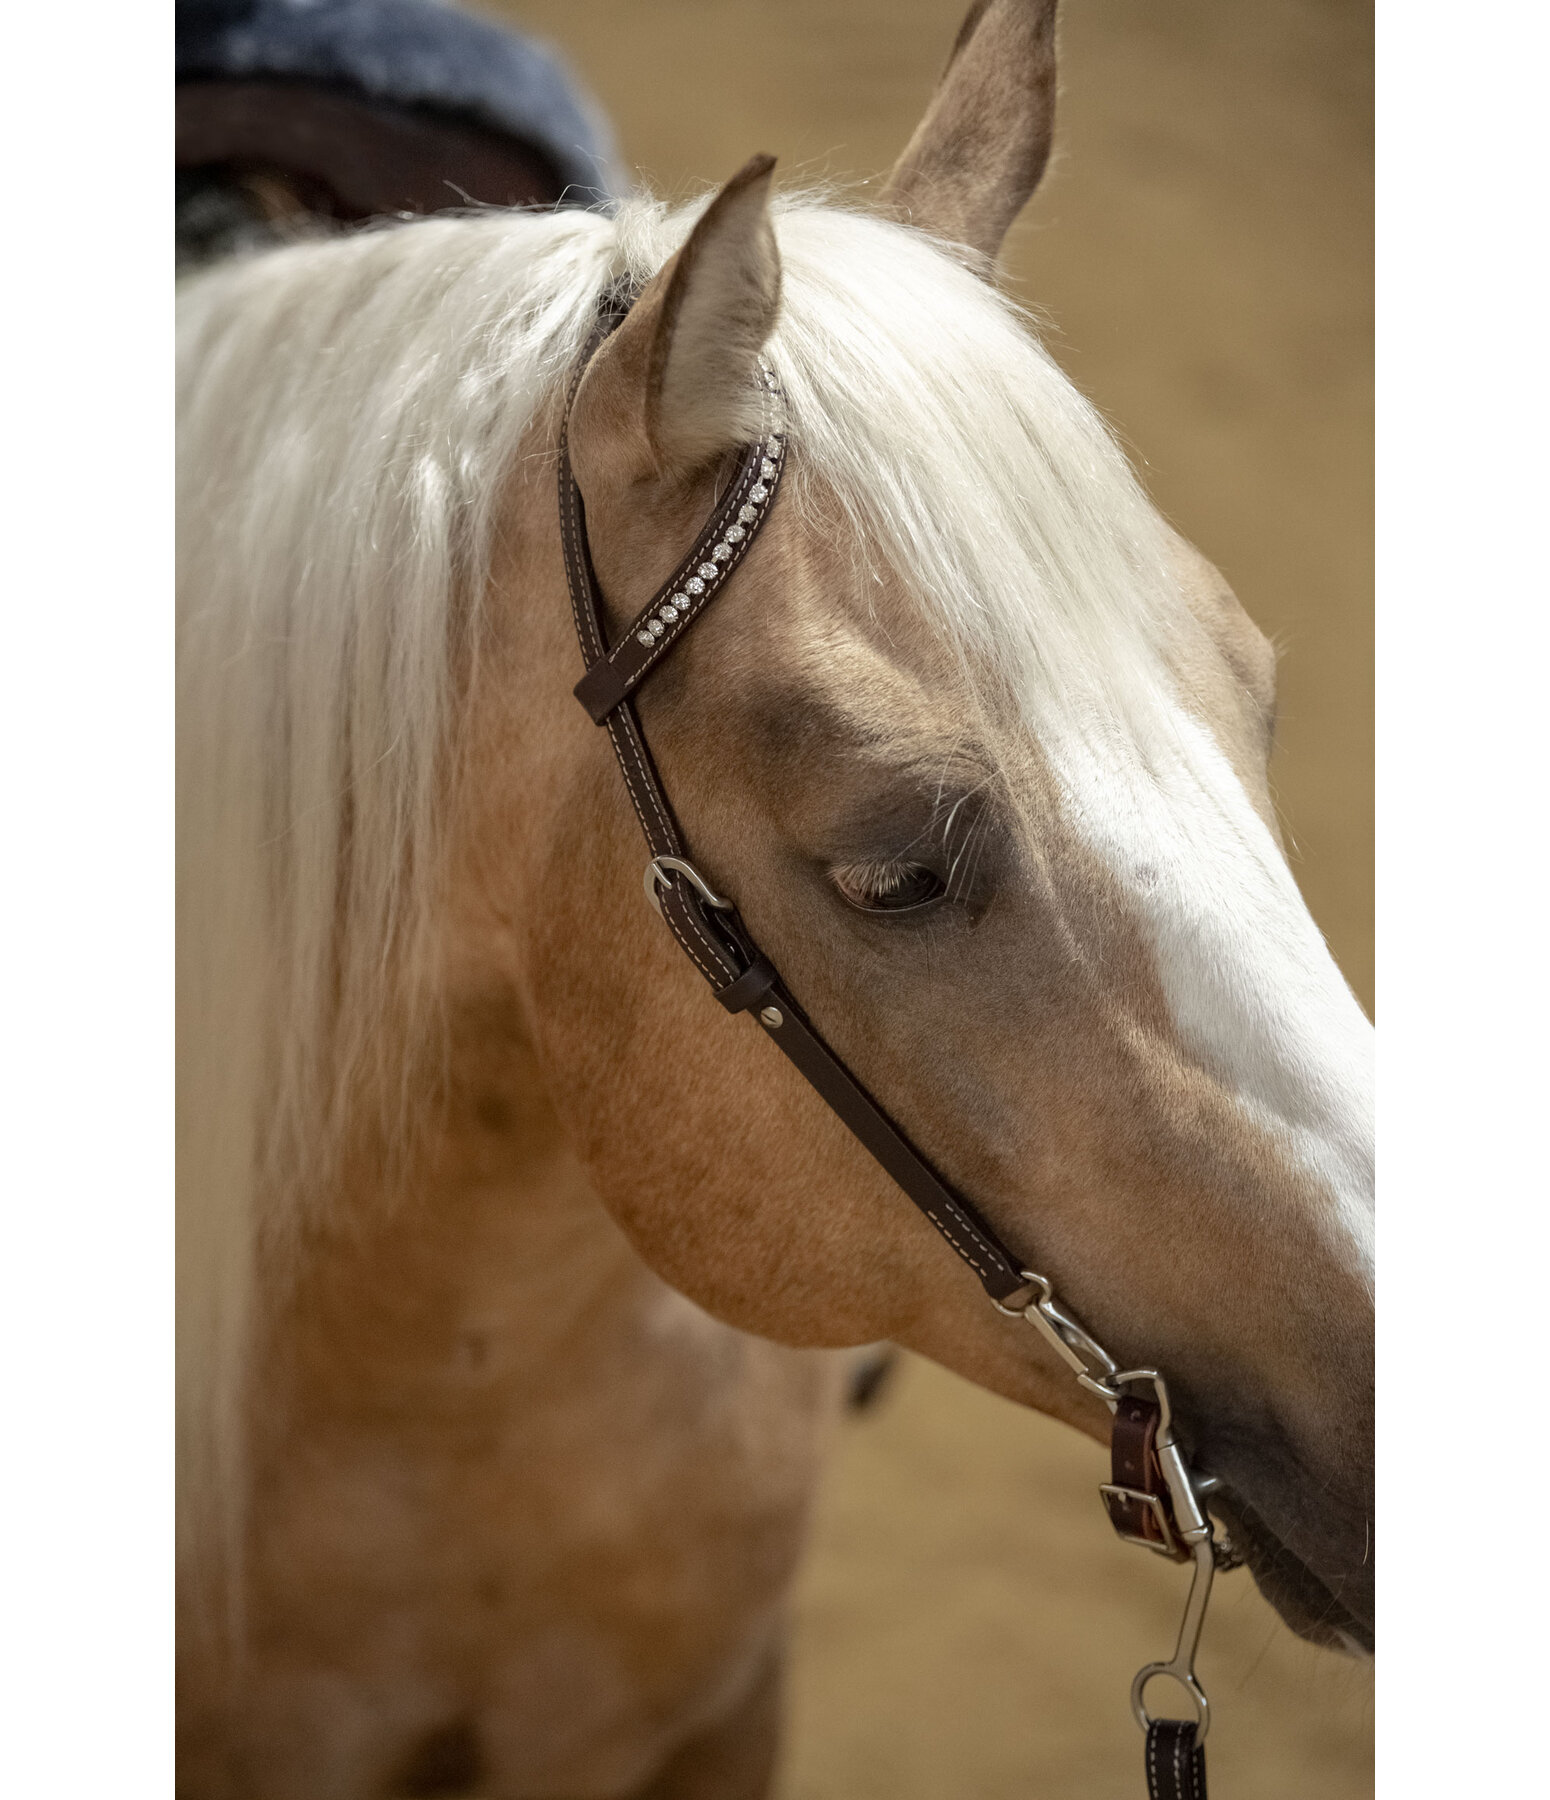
top-left (571, 361), bottom-right (786, 725)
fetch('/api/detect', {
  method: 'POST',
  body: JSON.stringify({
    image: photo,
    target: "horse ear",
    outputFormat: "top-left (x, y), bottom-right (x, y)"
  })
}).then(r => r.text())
top-left (878, 0), bottom-right (1058, 263)
top-left (573, 155), bottom-right (781, 480)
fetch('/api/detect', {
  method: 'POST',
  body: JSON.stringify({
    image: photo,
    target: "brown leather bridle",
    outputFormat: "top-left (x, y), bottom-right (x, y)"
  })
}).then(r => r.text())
top-left (558, 287), bottom-right (1239, 1800)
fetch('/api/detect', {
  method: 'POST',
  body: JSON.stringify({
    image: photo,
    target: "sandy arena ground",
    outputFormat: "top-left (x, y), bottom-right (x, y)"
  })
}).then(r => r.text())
top-left (499, 2), bottom-right (1374, 1792)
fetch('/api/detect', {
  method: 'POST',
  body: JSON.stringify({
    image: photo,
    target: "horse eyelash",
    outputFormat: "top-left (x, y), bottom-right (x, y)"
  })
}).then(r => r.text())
top-left (832, 785), bottom-right (992, 908)
top-left (833, 856), bottom-right (924, 900)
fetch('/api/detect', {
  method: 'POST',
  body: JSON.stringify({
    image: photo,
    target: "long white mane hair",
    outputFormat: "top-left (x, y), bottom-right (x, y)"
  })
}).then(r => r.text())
top-left (177, 192), bottom-right (1184, 1613)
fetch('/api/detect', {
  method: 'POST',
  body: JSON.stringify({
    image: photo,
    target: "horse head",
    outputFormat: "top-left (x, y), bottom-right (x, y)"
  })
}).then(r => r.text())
top-left (455, 0), bottom-right (1373, 1655)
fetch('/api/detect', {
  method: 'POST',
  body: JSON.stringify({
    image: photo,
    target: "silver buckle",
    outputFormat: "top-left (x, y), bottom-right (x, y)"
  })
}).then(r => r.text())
top-left (643, 856), bottom-right (733, 919)
top-left (1099, 1484), bottom-right (1183, 1558)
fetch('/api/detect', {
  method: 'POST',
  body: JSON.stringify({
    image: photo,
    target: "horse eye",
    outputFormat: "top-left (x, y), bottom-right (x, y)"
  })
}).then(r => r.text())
top-left (832, 859), bottom-right (947, 915)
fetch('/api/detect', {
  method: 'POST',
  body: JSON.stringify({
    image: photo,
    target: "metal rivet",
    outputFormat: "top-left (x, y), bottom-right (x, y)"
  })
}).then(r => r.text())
top-left (759, 1006), bottom-right (784, 1028)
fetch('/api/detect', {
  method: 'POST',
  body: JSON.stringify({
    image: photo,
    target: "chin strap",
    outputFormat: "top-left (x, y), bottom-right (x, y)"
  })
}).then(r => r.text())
top-left (1015, 1277), bottom-right (1240, 1799)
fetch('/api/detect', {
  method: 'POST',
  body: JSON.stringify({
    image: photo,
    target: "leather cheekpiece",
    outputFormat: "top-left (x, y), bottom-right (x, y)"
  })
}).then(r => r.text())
top-left (556, 291), bottom-right (1035, 1306)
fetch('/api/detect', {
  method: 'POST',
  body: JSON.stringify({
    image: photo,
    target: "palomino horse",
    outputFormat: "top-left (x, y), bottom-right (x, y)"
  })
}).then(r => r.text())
top-left (177, 0), bottom-right (1374, 1792)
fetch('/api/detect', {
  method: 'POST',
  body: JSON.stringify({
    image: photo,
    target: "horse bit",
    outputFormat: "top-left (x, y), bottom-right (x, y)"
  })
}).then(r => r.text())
top-left (559, 287), bottom-right (1241, 1800)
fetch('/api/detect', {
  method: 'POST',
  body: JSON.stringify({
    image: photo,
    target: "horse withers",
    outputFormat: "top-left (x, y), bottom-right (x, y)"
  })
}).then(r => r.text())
top-left (177, 1), bottom-right (1373, 1792)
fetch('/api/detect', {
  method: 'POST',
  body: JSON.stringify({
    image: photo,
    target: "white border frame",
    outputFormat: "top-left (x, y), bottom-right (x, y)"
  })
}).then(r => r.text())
top-left (0, 5), bottom-right (170, 1792)
top-left (1380, 1), bottom-right (1547, 1793)
top-left (5, 3), bottom-right (1546, 1792)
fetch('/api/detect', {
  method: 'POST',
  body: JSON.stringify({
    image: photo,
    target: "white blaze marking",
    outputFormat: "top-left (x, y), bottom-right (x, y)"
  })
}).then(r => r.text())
top-left (1049, 709), bottom-right (1375, 1285)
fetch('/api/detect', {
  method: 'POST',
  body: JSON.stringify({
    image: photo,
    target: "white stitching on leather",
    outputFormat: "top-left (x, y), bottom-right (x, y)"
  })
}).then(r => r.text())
top-left (555, 322), bottom-right (738, 989)
top-left (612, 423), bottom-right (786, 697)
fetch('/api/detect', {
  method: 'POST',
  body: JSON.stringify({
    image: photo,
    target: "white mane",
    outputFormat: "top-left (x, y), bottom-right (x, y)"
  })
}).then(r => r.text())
top-left (176, 193), bottom-right (1185, 1606)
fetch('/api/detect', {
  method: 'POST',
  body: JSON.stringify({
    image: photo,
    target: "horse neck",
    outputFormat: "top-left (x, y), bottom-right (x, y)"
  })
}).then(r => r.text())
top-left (271, 1013), bottom-right (662, 1425)
top-left (271, 418), bottom-right (668, 1399)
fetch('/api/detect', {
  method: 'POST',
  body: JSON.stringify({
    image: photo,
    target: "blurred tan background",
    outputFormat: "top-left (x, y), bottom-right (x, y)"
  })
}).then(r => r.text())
top-left (496, 1), bottom-right (1374, 1793)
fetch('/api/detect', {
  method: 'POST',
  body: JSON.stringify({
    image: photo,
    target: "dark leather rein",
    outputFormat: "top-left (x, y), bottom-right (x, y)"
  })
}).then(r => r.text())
top-left (558, 288), bottom-right (1238, 1800)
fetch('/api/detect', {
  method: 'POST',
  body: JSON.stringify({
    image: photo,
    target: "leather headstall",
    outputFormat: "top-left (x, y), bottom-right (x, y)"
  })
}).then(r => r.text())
top-left (557, 286), bottom-right (1037, 1309)
top-left (556, 287), bottom-right (1219, 1800)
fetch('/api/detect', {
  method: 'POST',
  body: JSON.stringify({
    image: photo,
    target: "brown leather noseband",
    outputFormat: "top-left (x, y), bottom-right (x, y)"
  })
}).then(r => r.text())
top-left (557, 288), bottom-right (1235, 1800)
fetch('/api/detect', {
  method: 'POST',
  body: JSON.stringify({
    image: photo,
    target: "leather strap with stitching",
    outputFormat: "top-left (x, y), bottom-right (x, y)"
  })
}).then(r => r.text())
top-left (572, 423), bottom-right (786, 724)
top-left (561, 288), bottom-right (1217, 1800)
top-left (1145, 1720), bottom-right (1207, 1800)
top-left (556, 290), bottom-right (1034, 1305)
top-left (1105, 1393), bottom-right (1191, 1562)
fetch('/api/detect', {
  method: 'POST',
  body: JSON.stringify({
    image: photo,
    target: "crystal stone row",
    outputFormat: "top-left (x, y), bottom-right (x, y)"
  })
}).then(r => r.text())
top-left (629, 422), bottom-right (785, 658)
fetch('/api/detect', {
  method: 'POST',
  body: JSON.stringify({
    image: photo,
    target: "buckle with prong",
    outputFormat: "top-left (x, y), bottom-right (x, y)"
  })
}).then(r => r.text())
top-left (1099, 1484), bottom-right (1186, 1557)
top-left (644, 855), bottom-right (733, 919)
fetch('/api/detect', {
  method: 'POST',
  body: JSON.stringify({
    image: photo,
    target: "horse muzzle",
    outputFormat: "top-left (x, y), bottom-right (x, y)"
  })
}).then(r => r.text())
top-left (1196, 1422), bottom-right (1374, 1653)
